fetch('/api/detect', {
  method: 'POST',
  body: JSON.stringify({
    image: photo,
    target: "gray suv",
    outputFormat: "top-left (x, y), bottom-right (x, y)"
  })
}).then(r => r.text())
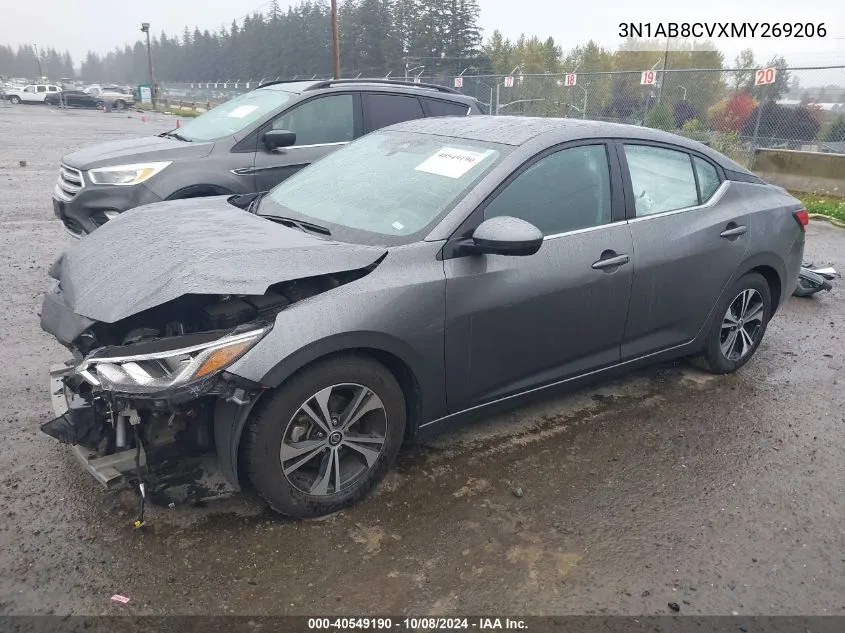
top-left (52, 79), bottom-right (483, 236)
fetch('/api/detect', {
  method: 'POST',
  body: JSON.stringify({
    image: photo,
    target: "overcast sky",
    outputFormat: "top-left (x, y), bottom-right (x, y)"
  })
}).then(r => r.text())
top-left (1, 0), bottom-right (842, 67)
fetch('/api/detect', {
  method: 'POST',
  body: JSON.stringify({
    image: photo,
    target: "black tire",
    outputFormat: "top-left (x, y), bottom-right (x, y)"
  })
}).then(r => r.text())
top-left (114, 99), bottom-right (126, 111)
top-left (9, 95), bottom-right (20, 105)
top-left (243, 355), bottom-right (406, 518)
top-left (696, 272), bottom-right (772, 374)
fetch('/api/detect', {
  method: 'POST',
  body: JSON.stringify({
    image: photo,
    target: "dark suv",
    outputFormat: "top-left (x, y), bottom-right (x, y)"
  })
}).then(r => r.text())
top-left (53, 79), bottom-right (483, 236)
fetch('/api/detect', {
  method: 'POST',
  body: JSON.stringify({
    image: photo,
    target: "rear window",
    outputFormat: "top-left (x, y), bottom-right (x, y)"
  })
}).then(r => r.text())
top-left (364, 93), bottom-right (425, 131)
top-left (425, 99), bottom-right (470, 117)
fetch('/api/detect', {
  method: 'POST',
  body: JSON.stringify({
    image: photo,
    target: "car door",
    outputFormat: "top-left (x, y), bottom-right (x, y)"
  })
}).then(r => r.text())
top-left (443, 141), bottom-right (634, 410)
top-left (361, 92), bottom-right (426, 133)
top-left (251, 92), bottom-right (361, 192)
top-left (618, 142), bottom-right (750, 359)
top-left (21, 86), bottom-right (38, 102)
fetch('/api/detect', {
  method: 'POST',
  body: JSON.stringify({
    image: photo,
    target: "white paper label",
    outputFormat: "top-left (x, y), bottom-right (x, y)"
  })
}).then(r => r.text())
top-left (414, 147), bottom-right (491, 179)
top-left (391, 221), bottom-right (404, 231)
top-left (227, 105), bottom-right (259, 119)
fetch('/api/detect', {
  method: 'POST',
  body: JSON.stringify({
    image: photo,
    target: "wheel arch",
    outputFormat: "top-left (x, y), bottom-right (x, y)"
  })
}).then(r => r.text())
top-left (259, 333), bottom-right (426, 443)
top-left (218, 334), bottom-right (428, 487)
top-left (166, 184), bottom-right (235, 200)
top-left (733, 253), bottom-right (786, 315)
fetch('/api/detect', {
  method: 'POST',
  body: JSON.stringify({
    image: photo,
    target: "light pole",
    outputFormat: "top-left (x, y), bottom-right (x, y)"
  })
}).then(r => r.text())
top-left (657, 38), bottom-right (669, 104)
top-left (140, 23), bottom-right (156, 108)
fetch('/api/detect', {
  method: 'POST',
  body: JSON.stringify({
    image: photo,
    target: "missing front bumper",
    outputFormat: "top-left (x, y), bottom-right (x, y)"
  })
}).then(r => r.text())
top-left (48, 363), bottom-right (144, 489)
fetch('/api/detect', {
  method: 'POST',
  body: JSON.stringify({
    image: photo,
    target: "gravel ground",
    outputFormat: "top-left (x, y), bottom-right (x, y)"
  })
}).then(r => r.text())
top-left (0, 104), bottom-right (843, 617)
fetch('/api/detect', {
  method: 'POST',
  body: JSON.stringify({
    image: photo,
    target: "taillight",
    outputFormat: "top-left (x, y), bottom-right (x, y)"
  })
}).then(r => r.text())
top-left (793, 209), bottom-right (809, 230)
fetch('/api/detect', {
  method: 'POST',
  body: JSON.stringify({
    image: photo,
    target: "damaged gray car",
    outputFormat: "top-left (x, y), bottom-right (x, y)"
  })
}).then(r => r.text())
top-left (41, 116), bottom-right (806, 518)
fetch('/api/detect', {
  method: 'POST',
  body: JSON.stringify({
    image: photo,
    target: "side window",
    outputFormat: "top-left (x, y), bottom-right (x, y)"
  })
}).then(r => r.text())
top-left (693, 156), bottom-right (721, 202)
top-left (484, 144), bottom-right (612, 236)
top-left (48, 86), bottom-right (58, 92)
top-left (23, 86), bottom-right (35, 93)
top-left (271, 94), bottom-right (354, 146)
top-left (37, 85), bottom-right (46, 93)
top-left (364, 93), bottom-right (424, 132)
top-left (624, 145), bottom-right (699, 216)
top-left (425, 98), bottom-right (470, 117)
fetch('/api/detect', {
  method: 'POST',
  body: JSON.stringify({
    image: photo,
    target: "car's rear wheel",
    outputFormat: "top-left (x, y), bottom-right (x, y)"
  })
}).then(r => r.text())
top-left (696, 272), bottom-right (771, 374)
top-left (9, 95), bottom-right (20, 104)
top-left (243, 355), bottom-right (406, 518)
top-left (114, 100), bottom-right (126, 111)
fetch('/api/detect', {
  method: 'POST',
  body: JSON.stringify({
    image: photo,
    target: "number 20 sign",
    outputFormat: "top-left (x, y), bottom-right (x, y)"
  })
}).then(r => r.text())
top-left (640, 70), bottom-right (656, 85)
top-left (754, 67), bottom-right (777, 86)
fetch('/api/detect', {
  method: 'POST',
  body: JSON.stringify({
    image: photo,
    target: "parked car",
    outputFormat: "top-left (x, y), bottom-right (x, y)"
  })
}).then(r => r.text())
top-left (52, 79), bottom-right (483, 236)
top-left (83, 85), bottom-right (135, 110)
top-left (45, 90), bottom-right (104, 109)
top-left (5, 83), bottom-right (62, 104)
top-left (41, 116), bottom-right (806, 518)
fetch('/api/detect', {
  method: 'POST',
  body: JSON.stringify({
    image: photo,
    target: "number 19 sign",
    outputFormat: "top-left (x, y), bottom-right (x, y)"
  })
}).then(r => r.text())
top-left (640, 70), bottom-right (656, 85)
top-left (754, 67), bottom-right (777, 86)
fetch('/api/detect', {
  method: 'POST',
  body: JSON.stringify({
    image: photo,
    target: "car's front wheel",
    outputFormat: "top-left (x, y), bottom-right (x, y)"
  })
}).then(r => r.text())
top-left (243, 355), bottom-right (406, 518)
top-left (697, 272), bottom-right (772, 374)
top-left (114, 99), bottom-right (126, 110)
top-left (9, 95), bottom-right (20, 104)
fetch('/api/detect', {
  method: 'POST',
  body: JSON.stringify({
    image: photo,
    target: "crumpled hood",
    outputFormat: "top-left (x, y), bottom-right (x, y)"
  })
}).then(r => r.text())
top-left (48, 196), bottom-right (387, 323)
top-left (61, 135), bottom-right (212, 169)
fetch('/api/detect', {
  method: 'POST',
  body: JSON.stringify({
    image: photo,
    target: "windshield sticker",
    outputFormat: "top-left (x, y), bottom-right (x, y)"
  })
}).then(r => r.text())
top-left (414, 147), bottom-right (492, 179)
top-left (391, 221), bottom-right (404, 231)
top-left (227, 105), bottom-right (260, 119)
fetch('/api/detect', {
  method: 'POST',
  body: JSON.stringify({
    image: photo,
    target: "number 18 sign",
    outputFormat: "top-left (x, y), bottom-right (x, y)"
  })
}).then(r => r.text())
top-left (564, 73), bottom-right (577, 87)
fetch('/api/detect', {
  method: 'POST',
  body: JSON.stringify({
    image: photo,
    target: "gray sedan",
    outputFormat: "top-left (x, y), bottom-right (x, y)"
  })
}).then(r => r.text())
top-left (40, 116), bottom-right (806, 518)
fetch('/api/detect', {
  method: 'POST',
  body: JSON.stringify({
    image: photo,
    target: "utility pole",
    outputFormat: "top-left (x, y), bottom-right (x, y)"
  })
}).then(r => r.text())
top-left (330, 0), bottom-right (341, 79)
top-left (33, 44), bottom-right (43, 80)
top-left (140, 23), bottom-right (156, 108)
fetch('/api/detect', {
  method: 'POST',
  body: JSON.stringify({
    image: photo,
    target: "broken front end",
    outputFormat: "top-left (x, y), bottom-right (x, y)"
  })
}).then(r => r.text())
top-left (42, 293), bottom-right (280, 490)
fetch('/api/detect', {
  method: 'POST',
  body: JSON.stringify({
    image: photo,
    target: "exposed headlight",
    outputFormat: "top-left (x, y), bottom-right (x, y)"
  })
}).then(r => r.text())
top-left (88, 161), bottom-right (172, 186)
top-left (76, 326), bottom-right (268, 394)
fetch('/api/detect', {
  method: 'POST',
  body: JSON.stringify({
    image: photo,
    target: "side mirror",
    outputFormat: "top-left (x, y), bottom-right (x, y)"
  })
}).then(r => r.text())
top-left (465, 216), bottom-right (543, 257)
top-left (263, 129), bottom-right (296, 150)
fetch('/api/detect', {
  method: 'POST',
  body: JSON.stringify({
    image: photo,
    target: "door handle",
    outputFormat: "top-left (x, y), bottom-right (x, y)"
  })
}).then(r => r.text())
top-left (720, 225), bottom-right (748, 238)
top-left (591, 253), bottom-right (630, 270)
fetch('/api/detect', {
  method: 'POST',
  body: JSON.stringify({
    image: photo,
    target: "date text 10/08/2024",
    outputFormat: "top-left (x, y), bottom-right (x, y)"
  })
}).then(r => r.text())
top-left (307, 617), bottom-right (528, 630)
top-left (618, 22), bottom-right (828, 38)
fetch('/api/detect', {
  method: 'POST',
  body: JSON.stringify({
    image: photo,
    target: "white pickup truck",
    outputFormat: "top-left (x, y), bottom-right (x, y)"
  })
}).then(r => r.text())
top-left (5, 84), bottom-right (62, 104)
top-left (84, 85), bottom-right (136, 109)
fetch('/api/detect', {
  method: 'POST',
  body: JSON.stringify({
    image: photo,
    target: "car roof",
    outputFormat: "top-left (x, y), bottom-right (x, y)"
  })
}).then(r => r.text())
top-left (390, 115), bottom-right (753, 174)
top-left (257, 79), bottom-right (478, 104)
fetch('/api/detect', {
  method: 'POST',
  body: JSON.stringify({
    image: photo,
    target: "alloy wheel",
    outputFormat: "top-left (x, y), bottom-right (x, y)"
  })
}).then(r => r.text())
top-left (720, 288), bottom-right (765, 361)
top-left (280, 383), bottom-right (388, 496)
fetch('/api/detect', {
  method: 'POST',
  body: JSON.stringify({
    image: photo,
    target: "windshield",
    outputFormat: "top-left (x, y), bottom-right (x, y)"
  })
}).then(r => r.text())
top-left (258, 131), bottom-right (506, 243)
top-left (174, 89), bottom-right (294, 142)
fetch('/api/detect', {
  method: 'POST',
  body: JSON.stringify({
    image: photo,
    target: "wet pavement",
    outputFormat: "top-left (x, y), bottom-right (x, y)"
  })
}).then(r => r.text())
top-left (0, 106), bottom-right (843, 616)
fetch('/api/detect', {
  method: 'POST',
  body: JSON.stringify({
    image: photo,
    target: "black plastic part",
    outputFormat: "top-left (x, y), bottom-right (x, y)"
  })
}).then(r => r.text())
top-left (40, 394), bottom-right (101, 446)
top-left (201, 299), bottom-right (257, 329)
top-left (213, 396), bottom-right (261, 488)
top-left (242, 292), bottom-right (290, 315)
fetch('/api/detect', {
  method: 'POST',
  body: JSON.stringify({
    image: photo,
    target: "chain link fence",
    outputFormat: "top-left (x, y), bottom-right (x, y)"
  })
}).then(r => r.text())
top-left (161, 65), bottom-right (845, 166)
